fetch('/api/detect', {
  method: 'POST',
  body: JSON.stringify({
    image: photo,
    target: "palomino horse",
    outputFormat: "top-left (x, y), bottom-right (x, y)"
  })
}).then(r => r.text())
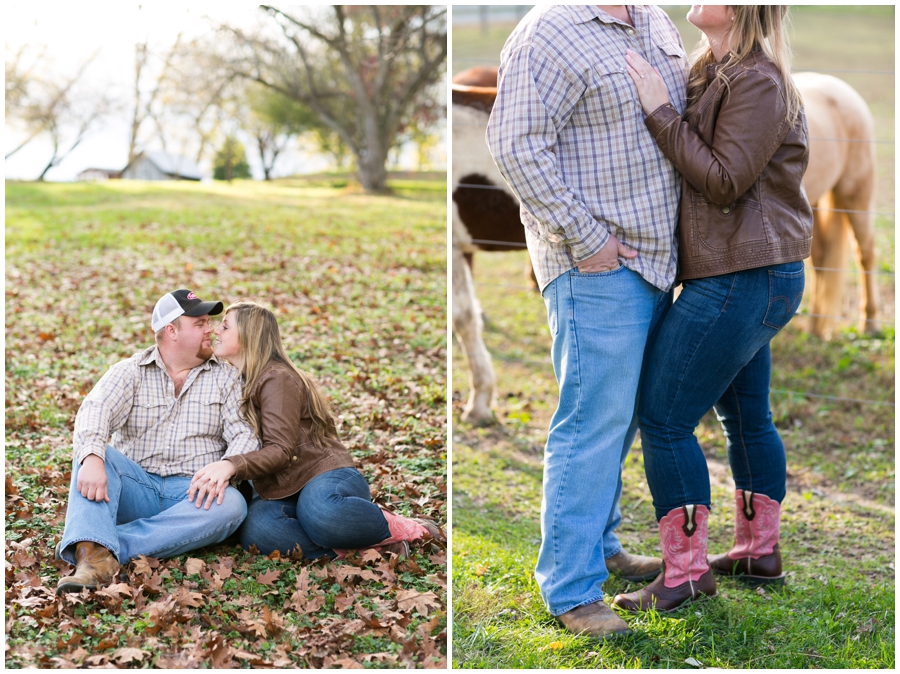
top-left (795, 72), bottom-right (879, 340)
top-left (452, 66), bottom-right (879, 423)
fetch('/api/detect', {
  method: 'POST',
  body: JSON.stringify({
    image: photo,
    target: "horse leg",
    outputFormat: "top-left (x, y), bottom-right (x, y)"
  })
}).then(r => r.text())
top-left (809, 192), bottom-right (849, 341)
top-left (834, 193), bottom-right (880, 335)
top-left (452, 243), bottom-right (496, 424)
top-left (523, 256), bottom-right (539, 291)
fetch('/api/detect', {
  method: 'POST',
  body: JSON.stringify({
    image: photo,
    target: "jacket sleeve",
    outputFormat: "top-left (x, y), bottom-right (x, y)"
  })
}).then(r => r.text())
top-left (486, 44), bottom-right (610, 262)
top-left (644, 69), bottom-right (790, 206)
top-left (225, 369), bottom-right (302, 481)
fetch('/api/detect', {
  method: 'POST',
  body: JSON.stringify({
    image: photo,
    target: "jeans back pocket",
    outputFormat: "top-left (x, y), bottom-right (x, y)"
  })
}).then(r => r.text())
top-left (763, 263), bottom-right (805, 330)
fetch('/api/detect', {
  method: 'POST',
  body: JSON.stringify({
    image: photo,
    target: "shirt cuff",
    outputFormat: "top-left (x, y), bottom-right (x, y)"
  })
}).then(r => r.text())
top-left (73, 446), bottom-right (106, 465)
top-left (569, 227), bottom-right (611, 264)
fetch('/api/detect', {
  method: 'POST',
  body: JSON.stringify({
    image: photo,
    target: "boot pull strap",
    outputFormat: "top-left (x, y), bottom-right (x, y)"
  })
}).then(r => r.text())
top-left (742, 490), bottom-right (756, 521)
top-left (681, 504), bottom-right (697, 536)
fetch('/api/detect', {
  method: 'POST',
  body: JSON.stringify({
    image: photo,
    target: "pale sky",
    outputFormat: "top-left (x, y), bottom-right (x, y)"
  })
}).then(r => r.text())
top-left (4, 3), bottom-right (445, 180)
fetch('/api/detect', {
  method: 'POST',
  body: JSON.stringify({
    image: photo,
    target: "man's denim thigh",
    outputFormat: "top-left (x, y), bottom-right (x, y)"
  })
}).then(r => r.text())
top-left (536, 266), bottom-right (664, 616)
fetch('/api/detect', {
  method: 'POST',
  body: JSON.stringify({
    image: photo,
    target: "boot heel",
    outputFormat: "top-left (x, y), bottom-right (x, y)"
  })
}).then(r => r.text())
top-left (739, 573), bottom-right (786, 588)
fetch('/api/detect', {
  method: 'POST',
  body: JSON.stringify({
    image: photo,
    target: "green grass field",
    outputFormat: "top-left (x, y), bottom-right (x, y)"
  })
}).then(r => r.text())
top-left (5, 176), bottom-right (447, 668)
top-left (452, 6), bottom-right (895, 669)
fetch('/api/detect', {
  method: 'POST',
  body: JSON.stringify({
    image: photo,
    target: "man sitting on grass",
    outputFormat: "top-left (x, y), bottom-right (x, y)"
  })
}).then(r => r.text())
top-left (56, 289), bottom-right (259, 594)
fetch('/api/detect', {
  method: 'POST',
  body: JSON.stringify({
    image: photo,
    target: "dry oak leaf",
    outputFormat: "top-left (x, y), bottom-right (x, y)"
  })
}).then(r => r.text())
top-left (324, 656), bottom-right (365, 668)
top-left (210, 559), bottom-right (234, 579)
top-left (184, 557), bottom-right (206, 576)
top-left (96, 582), bottom-right (132, 601)
top-left (360, 548), bottom-right (383, 564)
top-left (256, 568), bottom-right (281, 585)
top-left (396, 589), bottom-right (441, 616)
top-left (174, 585), bottom-right (205, 608)
top-left (131, 555), bottom-right (158, 576)
top-left (112, 647), bottom-right (146, 664)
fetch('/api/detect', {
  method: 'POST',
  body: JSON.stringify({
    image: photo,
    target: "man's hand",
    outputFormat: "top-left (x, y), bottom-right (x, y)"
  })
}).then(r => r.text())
top-left (188, 460), bottom-right (237, 510)
top-left (578, 233), bottom-right (638, 273)
top-left (77, 454), bottom-right (109, 502)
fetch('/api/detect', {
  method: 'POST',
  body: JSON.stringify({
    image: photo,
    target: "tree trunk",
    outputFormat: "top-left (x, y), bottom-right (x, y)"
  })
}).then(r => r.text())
top-left (356, 129), bottom-right (390, 192)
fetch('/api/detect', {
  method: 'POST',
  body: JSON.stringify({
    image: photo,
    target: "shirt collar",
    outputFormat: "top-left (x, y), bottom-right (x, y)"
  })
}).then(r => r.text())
top-left (567, 5), bottom-right (642, 27)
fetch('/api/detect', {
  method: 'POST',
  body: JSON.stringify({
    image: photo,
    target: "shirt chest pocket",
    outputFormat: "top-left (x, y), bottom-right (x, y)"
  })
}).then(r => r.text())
top-left (133, 389), bottom-right (168, 427)
top-left (587, 60), bottom-right (637, 124)
top-left (183, 393), bottom-right (225, 436)
top-left (654, 42), bottom-right (687, 112)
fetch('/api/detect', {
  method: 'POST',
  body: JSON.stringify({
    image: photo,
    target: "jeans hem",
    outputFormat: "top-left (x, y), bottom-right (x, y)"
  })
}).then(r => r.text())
top-left (550, 592), bottom-right (607, 618)
top-left (603, 544), bottom-right (624, 561)
top-left (58, 537), bottom-right (121, 566)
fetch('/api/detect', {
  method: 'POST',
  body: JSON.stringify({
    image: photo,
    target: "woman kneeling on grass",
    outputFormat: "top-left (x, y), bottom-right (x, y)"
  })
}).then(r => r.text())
top-left (613, 5), bottom-right (811, 612)
top-left (187, 300), bottom-right (444, 560)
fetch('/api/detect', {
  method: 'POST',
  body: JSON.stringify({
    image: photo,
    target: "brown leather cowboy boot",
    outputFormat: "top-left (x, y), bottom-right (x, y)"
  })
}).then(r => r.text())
top-left (613, 505), bottom-right (716, 612)
top-left (606, 548), bottom-right (662, 581)
top-left (557, 600), bottom-right (631, 639)
top-left (708, 490), bottom-right (786, 586)
top-left (56, 542), bottom-right (120, 595)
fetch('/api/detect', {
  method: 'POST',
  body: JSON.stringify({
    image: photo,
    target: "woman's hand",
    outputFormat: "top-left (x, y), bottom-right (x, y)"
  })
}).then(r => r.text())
top-left (188, 460), bottom-right (237, 510)
top-left (624, 49), bottom-right (671, 115)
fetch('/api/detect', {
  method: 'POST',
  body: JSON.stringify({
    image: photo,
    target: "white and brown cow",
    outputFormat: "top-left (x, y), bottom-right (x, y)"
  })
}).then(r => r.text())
top-left (452, 79), bottom-right (505, 424)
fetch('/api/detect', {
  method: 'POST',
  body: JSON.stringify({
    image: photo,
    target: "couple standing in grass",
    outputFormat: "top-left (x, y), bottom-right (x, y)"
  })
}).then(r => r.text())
top-left (487, 5), bottom-right (811, 638)
top-left (56, 289), bottom-right (442, 595)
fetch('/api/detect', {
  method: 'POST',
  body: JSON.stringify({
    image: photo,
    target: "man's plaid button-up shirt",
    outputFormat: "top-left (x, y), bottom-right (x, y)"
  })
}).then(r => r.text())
top-left (487, 5), bottom-right (688, 292)
top-left (73, 346), bottom-right (259, 476)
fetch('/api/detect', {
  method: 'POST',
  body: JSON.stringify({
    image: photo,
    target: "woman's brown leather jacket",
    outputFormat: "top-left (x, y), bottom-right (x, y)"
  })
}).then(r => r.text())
top-left (644, 49), bottom-right (813, 281)
top-left (225, 360), bottom-right (355, 500)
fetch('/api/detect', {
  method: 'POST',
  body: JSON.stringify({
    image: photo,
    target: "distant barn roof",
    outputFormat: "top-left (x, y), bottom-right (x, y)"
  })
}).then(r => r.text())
top-left (125, 151), bottom-right (204, 180)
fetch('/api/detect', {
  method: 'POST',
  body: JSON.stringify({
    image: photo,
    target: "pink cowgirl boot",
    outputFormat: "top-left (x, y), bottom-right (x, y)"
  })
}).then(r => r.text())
top-left (334, 507), bottom-right (446, 559)
top-left (708, 490), bottom-right (786, 586)
top-left (613, 505), bottom-right (717, 612)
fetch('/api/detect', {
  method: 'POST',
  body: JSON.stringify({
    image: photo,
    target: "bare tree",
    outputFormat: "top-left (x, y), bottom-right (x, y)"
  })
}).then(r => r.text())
top-left (4, 46), bottom-right (98, 161)
top-left (128, 35), bottom-right (183, 165)
top-left (223, 5), bottom-right (446, 192)
top-left (163, 35), bottom-right (245, 166)
top-left (5, 44), bottom-right (45, 120)
top-left (245, 84), bottom-right (322, 180)
top-left (33, 75), bottom-right (113, 181)
top-left (4, 48), bottom-right (112, 177)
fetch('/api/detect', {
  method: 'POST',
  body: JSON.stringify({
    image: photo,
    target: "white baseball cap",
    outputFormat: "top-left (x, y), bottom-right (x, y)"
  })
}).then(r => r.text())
top-left (151, 289), bottom-right (223, 332)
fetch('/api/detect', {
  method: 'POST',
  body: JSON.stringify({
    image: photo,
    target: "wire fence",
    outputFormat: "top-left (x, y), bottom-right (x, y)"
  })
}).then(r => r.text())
top-left (470, 349), bottom-right (895, 408)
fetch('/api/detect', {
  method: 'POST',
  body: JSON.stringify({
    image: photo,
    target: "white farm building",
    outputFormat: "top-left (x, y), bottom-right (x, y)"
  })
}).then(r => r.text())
top-left (121, 151), bottom-right (204, 181)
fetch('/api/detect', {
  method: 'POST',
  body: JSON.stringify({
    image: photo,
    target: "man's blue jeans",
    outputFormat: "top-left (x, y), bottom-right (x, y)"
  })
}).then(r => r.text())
top-left (639, 262), bottom-right (805, 521)
top-left (237, 467), bottom-right (391, 559)
top-left (58, 446), bottom-right (247, 565)
top-left (537, 266), bottom-right (670, 617)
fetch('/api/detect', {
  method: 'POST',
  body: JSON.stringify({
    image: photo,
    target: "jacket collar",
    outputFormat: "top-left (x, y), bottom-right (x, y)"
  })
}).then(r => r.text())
top-left (705, 47), bottom-right (766, 82)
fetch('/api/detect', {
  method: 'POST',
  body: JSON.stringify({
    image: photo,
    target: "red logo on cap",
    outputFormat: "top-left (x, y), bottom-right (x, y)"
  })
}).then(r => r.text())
top-left (187, 292), bottom-right (197, 300)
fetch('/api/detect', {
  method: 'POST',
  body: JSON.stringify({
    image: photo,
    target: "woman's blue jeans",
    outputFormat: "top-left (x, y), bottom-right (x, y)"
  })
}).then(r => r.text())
top-left (237, 467), bottom-right (390, 559)
top-left (638, 262), bottom-right (805, 521)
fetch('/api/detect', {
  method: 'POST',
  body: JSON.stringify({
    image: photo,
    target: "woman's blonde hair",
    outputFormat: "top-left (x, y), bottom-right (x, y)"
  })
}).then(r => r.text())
top-left (224, 301), bottom-right (334, 448)
top-left (685, 6), bottom-right (802, 126)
